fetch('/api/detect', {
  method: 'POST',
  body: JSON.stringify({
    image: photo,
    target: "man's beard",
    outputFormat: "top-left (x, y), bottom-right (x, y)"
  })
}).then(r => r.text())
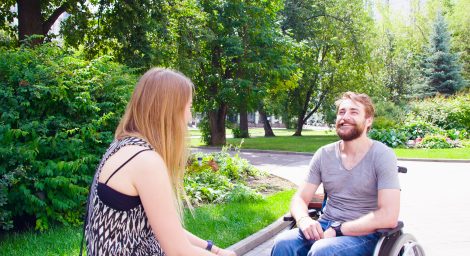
top-left (336, 121), bottom-right (365, 141)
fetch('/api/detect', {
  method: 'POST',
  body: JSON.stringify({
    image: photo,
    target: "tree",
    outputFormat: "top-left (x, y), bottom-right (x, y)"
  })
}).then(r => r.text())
top-left (194, 0), bottom-right (293, 145)
top-left (62, 0), bottom-right (178, 69)
top-left (281, 0), bottom-right (373, 136)
top-left (422, 12), bottom-right (465, 96)
top-left (447, 0), bottom-right (470, 82)
top-left (371, 0), bottom-right (426, 103)
top-left (0, 0), bottom-right (89, 45)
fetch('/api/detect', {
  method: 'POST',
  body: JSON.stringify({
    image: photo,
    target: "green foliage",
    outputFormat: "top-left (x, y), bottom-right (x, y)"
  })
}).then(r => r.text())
top-left (370, 112), bottom-right (468, 149)
top-left (409, 94), bottom-right (470, 130)
top-left (184, 146), bottom-right (265, 205)
top-left (447, 0), bottom-right (470, 82)
top-left (231, 126), bottom-right (249, 139)
top-left (0, 175), bottom-right (13, 230)
top-left (446, 129), bottom-right (469, 140)
top-left (0, 43), bottom-right (136, 230)
top-left (224, 184), bottom-right (263, 203)
top-left (282, 0), bottom-right (375, 135)
top-left (373, 117), bottom-right (397, 129)
top-left (197, 114), bottom-right (212, 145)
top-left (400, 117), bottom-right (444, 140)
top-left (418, 134), bottom-right (461, 149)
top-left (372, 100), bottom-right (406, 129)
top-left (420, 12), bottom-right (466, 96)
top-left (368, 129), bottom-right (407, 148)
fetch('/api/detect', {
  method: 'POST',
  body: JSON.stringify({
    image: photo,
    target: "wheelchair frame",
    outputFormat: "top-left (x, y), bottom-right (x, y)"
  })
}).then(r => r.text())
top-left (283, 166), bottom-right (426, 256)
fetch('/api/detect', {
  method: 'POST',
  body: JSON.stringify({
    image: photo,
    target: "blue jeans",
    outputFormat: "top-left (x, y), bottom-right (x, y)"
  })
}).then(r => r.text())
top-left (271, 219), bottom-right (380, 256)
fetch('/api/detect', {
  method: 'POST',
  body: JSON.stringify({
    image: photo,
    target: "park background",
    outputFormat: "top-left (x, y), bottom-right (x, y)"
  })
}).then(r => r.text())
top-left (0, 0), bottom-right (469, 254)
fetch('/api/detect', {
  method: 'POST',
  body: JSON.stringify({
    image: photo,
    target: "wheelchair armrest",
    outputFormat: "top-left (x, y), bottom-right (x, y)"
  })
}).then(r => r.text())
top-left (376, 221), bottom-right (404, 237)
top-left (283, 209), bottom-right (318, 222)
top-left (308, 201), bottom-right (323, 210)
top-left (397, 166), bottom-right (407, 173)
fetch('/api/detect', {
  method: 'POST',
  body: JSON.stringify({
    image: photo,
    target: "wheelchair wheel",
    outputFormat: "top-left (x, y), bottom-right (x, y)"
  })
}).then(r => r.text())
top-left (388, 233), bottom-right (425, 256)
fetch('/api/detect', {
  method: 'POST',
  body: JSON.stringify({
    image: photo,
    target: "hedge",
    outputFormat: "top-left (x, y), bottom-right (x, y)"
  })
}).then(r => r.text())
top-left (0, 44), bottom-right (136, 231)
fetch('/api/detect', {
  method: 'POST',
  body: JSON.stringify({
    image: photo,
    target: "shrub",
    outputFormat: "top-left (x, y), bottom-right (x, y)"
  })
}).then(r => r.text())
top-left (372, 100), bottom-right (406, 129)
top-left (446, 129), bottom-right (469, 140)
top-left (409, 94), bottom-right (470, 130)
top-left (0, 44), bottom-right (136, 230)
top-left (368, 129), bottom-right (408, 148)
top-left (197, 115), bottom-right (211, 145)
top-left (417, 134), bottom-right (461, 149)
top-left (185, 146), bottom-right (265, 205)
top-left (400, 117), bottom-right (444, 140)
top-left (372, 116), bottom-right (397, 129)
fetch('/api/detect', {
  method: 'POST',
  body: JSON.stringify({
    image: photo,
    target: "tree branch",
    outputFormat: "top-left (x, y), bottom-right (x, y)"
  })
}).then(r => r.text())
top-left (43, 4), bottom-right (68, 34)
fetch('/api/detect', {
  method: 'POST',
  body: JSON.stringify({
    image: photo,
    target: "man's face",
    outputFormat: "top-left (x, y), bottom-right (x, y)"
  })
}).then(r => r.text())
top-left (335, 99), bottom-right (371, 141)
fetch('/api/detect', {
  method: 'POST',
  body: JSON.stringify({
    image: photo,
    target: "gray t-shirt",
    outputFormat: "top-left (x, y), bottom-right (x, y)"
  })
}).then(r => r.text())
top-left (306, 140), bottom-right (400, 222)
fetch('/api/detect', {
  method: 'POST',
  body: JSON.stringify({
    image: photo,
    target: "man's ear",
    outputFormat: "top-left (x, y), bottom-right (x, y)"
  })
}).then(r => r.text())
top-left (366, 117), bottom-right (373, 131)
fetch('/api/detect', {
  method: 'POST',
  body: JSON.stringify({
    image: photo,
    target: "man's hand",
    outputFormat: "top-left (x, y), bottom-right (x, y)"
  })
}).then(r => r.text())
top-left (323, 227), bottom-right (336, 239)
top-left (297, 217), bottom-right (324, 240)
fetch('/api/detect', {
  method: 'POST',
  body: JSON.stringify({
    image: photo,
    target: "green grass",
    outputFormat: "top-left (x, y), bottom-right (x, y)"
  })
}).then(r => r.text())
top-left (0, 190), bottom-right (295, 255)
top-left (185, 189), bottom-right (295, 248)
top-left (191, 128), bottom-right (470, 160)
top-left (189, 128), bottom-right (334, 138)
top-left (227, 135), bottom-right (339, 153)
top-left (0, 225), bottom-right (82, 256)
top-left (394, 147), bottom-right (470, 160)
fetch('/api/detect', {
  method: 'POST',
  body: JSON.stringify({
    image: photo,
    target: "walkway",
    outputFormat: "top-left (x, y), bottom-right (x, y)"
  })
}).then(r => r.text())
top-left (192, 148), bottom-right (470, 256)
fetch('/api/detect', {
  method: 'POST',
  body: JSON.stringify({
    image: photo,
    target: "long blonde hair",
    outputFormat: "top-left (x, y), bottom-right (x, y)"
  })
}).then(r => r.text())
top-left (115, 68), bottom-right (193, 217)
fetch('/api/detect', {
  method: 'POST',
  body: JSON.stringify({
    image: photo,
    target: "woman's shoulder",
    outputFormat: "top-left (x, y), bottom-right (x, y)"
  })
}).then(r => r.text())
top-left (117, 136), bottom-right (154, 149)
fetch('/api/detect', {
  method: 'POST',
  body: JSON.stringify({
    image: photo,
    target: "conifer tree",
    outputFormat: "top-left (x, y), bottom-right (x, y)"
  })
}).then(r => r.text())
top-left (422, 12), bottom-right (465, 96)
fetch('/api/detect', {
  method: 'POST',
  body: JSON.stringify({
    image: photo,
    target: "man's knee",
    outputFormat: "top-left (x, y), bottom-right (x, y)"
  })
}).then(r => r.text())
top-left (271, 229), bottom-right (307, 256)
top-left (271, 231), bottom-right (294, 254)
top-left (307, 239), bottom-right (335, 256)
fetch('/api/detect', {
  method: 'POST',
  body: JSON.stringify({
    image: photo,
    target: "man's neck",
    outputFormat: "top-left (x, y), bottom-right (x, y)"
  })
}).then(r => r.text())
top-left (340, 135), bottom-right (372, 156)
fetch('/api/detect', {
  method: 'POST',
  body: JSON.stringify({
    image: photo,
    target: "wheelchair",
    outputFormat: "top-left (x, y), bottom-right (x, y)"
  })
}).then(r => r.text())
top-left (283, 166), bottom-right (425, 256)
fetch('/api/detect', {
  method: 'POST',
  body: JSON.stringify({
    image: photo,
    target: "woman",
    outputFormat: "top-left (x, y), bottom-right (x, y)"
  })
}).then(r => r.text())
top-left (84, 68), bottom-right (236, 256)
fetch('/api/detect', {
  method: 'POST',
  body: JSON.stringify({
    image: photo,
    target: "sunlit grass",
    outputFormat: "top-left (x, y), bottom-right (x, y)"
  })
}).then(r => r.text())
top-left (191, 128), bottom-right (470, 160)
top-left (394, 147), bottom-right (470, 160)
top-left (0, 190), bottom-right (295, 255)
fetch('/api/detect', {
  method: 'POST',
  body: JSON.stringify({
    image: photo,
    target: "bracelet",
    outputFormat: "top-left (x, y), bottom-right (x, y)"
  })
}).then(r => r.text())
top-left (206, 240), bottom-right (213, 251)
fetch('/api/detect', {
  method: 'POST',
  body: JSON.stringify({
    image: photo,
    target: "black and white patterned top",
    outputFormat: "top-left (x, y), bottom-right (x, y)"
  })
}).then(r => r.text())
top-left (85, 137), bottom-right (165, 255)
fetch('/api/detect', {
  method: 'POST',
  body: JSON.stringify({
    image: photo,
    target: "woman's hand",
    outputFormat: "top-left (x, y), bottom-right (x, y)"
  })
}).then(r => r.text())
top-left (216, 248), bottom-right (237, 256)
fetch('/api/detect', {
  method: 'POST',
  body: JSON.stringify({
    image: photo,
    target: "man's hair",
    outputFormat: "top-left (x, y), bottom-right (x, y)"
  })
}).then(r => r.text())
top-left (335, 91), bottom-right (375, 118)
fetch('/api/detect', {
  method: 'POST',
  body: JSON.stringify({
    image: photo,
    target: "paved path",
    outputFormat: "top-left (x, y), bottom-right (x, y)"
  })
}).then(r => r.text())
top-left (193, 148), bottom-right (470, 256)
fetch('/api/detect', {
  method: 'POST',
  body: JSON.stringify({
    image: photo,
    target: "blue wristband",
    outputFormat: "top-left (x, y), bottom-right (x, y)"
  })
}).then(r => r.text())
top-left (206, 240), bottom-right (213, 251)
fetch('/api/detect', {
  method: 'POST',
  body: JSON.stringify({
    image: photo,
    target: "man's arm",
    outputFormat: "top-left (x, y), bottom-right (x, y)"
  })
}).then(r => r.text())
top-left (290, 182), bottom-right (324, 240)
top-left (326, 188), bottom-right (400, 237)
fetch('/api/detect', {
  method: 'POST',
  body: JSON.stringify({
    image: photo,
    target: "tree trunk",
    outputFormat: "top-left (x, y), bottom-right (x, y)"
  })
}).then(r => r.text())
top-left (18, 0), bottom-right (68, 45)
top-left (258, 104), bottom-right (275, 137)
top-left (208, 105), bottom-right (227, 146)
top-left (238, 104), bottom-right (249, 138)
top-left (293, 110), bottom-right (306, 136)
top-left (18, 0), bottom-right (43, 45)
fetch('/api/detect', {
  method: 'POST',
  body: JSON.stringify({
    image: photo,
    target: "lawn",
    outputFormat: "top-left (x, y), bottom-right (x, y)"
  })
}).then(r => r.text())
top-left (0, 190), bottom-right (295, 255)
top-left (394, 147), bottom-right (470, 160)
top-left (191, 128), bottom-right (470, 160)
top-left (227, 135), bottom-right (339, 153)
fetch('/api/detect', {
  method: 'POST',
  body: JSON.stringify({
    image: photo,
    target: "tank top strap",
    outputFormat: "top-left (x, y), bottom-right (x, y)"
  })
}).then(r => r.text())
top-left (104, 148), bottom-right (153, 184)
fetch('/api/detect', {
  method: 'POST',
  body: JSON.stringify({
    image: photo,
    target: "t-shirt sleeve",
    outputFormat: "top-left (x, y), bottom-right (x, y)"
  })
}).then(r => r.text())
top-left (375, 146), bottom-right (400, 190)
top-left (306, 149), bottom-right (322, 185)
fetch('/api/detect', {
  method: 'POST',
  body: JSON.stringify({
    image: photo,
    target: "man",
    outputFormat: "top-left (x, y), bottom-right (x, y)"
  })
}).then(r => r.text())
top-left (271, 92), bottom-right (400, 256)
